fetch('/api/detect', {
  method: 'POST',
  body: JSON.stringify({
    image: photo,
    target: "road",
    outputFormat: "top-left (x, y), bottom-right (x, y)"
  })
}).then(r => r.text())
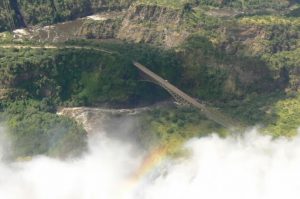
top-left (0, 44), bottom-right (114, 54)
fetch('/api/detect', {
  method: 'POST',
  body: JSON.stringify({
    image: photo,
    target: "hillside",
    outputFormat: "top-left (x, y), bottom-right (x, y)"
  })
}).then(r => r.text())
top-left (1, 0), bottom-right (300, 158)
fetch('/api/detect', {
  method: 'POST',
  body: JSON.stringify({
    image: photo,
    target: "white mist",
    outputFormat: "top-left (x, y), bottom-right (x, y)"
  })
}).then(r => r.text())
top-left (1, 128), bottom-right (300, 199)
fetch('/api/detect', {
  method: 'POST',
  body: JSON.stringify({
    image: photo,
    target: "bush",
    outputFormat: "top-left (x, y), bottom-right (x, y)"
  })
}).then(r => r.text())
top-left (0, 41), bottom-right (183, 106)
top-left (3, 100), bottom-right (87, 159)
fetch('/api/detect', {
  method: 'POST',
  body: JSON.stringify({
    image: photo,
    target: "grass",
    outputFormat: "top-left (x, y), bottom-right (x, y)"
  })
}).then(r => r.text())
top-left (140, 106), bottom-right (228, 156)
top-left (266, 95), bottom-right (300, 137)
top-left (239, 16), bottom-right (300, 27)
top-left (141, 92), bottom-right (300, 157)
top-left (136, 0), bottom-right (190, 9)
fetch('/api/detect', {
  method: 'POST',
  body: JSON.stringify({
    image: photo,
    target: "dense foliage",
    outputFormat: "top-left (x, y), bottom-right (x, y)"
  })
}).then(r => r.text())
top-left (138, 0), bottom-right (293, 9)
top-left (0, 0), bottom-right (134, 31)
top-left (0, 0), bottom-right (18, 32)
top-left (1, 0), bottom-right (300, 159)
top-left (0, 41), bottom-right (182, 106)
top-left (1, 99), bottom-right (87, 159)
top-left (138, 105), bottom-right (228, 156)
top-left (0, 0), bottom-right (298, 32)
top-left (0, 41), bottom-right (184, 158)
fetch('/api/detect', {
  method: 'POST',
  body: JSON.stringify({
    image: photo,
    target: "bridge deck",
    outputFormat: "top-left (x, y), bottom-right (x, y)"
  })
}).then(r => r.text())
top-left (133, 61), bottom-right (243, 130)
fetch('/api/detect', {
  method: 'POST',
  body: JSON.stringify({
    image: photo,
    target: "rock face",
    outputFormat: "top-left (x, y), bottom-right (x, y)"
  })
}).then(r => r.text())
top-left (57, 107), bottom-right (149, 134)
top-left (77, 11), bottom-right (124, 39)
top-left (9, 3), bottom-right (190, 47)
top-left (0, 88), bottom-right (28, 100)
top-left (0, 89), bottom-right (10, 100)
top-left (3, 1), bottom-right (300, 96)
top-left (0, 0), bottom-right (134, 32)
top-left (57, 107), bottom-right (155, 148)
top-left (11, 12), bottom-right (122, 42)
top-left (117, 4), bottom-right (189, 47)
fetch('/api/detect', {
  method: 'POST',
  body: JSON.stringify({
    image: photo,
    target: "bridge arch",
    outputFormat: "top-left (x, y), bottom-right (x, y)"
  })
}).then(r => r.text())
top-left (133, 61), bottom-right (243, 130)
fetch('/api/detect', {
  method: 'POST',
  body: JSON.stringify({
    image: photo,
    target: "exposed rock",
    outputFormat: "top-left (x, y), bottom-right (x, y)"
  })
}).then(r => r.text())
top-left (124, 4), bottom-right (182, 24)
top-left (0, 88), bottom-right (28, 100)
top-left (77, 18), bottom-right (122, 39)
top-left (0, 0), bottom-right (134, 32)
top-left (9, 3), bottom-right (190, 47)
top-left (117, 4), bottom-right (189, 48)
top-left (57, 107), bottom-right (149, 134)
top-left (0, 89), bottom-right (9, 100)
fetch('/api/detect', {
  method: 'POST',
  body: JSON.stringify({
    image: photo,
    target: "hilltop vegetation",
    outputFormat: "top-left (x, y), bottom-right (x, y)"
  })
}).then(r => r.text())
top-left (138, 0), bottom-right (292, 9)
top-left (0, 41), bottom-right (183, 159)
top-left (0, 0), bottom-right (135, 31)
top-left (0, 0), bottom-right (298, 31)
top-left (1, 99), bottom-right (87, 159)
top-left (0, 42), bottom-right (181, 106)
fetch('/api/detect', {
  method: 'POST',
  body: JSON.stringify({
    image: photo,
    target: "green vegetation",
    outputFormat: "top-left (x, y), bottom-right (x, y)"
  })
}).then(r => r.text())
top-left (0, 0), bottom-right (134, 31)
top-left (218, 0), bottom-right (290, 10)
top-left (179, 34), bottom-right (276, 101)
top-left (0, 0), bottom-right (296, 32)
top-left (222, 92), bottom-right (300, 137)
top-left (1, 0), bottom-right (300, 159)
top-left (0, 0), bottom-right (18, 32)
top-left (222, 92), bottom-right (284, 126)
top-left (1, 35), bottom-right (299, 151)
top-left (138, 91), bottom-right (300, 155)
top-left (239, 16), bottom-right (300, 27)
top-left (0, 41), bottom-right (183, 158)
top-left (266, 95), bottom-right (300, 137)
top-left (1, 99), bottom-right (87, 159)
top-left (137, 0), bottom-right (189, 8)
top-left (0, 41), bottom-right (182, 106)
top-left (139, 106), bottom-right (227, 155)
top-left (287, 5), bottom-right (300, 17)
top-left (80, 18), bottom-right (122, 39)
top-left (137, 0), bottom-right (291, 10)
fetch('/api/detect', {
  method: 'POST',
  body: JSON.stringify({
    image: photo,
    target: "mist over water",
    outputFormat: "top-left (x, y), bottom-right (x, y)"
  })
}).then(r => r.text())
top-left (1, 127), bottom-right (300, 199)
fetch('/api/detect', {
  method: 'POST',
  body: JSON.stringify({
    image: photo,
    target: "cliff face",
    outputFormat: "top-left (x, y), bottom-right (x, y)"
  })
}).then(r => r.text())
top-left (75, 3), bottom-right (190, 47)
top-left (0, 0), bottom-right (134, 32)
top-left (31, 3), bottom-right (191, 47)
top-left (117, 4), bottom-right (189, 47)
top-left (0, 0), bottom-right (16, 31)
top-left (78, 19), bottom-right (121, 39)
top-left (57, 107), bottom-right (147, 134)
top-left (2, 1), bottom-right (300, 140)
top-left (77, 11), bottom-right (124, 40)
top-left (2, 1), bottom-right (300, 99)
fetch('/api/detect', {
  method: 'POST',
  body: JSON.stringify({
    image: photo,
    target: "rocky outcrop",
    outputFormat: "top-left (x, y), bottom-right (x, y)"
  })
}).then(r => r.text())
top-left (77, 18), bottom-right (122, 39)
top-left (123, 4), bottom-right (182, 24)
top-left (77, 4), bottom-right (190, 47)
top-left (117, 4), bottom-right (189, 47)
top-left (11, 11), bottom-right (124, 42)
top-left (0, 88), bottom-right (10, 100)
top-left (10, 3), bottom-right (191, 47)
top-left (0, 88), bottom-right (28, 100)
top-left (0, 0), bottom-right (134, 31)
top-left (57, 107), bottom-right (148, 134)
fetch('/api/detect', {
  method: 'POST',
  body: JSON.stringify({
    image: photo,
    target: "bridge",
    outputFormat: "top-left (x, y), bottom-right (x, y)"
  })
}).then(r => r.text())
top-left (133, 61), bottom-right (243, 130)
top-left (0, 44), bottom-right (242, 130)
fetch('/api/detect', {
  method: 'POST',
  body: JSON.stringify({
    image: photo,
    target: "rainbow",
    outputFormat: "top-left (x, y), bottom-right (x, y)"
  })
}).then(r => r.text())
top-left (130, 145), bottom-right (168, 181)
top-left (116, 141), bottom-right (184, 199)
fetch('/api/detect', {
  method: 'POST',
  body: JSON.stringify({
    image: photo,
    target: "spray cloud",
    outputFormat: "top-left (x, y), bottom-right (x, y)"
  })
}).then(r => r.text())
top-left (0, 126), bottom-right (300, 199)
